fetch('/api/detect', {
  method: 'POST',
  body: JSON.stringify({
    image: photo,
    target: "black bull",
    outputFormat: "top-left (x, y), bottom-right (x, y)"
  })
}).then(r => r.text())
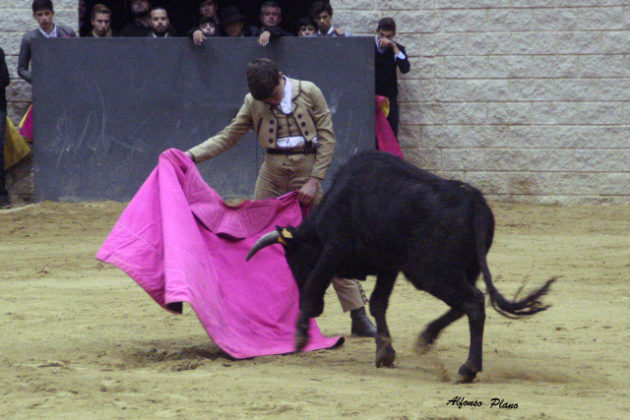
top-left (247, 151), bottom-right (555, 383)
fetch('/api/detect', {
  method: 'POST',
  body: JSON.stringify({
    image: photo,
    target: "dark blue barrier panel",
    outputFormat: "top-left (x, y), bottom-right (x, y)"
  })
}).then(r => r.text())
top-left (31, 37), bottom-right (374, 202)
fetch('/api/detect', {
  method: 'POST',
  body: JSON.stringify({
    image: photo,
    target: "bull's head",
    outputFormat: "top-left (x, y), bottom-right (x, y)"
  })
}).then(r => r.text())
top-left (246, 226), bottom-right (321, 293)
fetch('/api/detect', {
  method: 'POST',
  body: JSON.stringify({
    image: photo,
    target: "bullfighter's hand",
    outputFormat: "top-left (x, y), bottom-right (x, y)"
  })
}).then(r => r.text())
top-left (192, 29), bottom-right (206, 46)
top-left (297, 177), bottom-right (320, 206)
top-left (258, 31), bottom-right (271, 46)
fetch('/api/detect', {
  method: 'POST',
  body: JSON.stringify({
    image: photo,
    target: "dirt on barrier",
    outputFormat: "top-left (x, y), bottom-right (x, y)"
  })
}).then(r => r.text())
top-left (1, 201), bottom-right (629, 419)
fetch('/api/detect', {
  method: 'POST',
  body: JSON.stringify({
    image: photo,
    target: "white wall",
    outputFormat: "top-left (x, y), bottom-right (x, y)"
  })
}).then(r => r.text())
top-left (3, 0), bottom-right (630, 203)
top-left (334, 0), bottom-right (630, 204)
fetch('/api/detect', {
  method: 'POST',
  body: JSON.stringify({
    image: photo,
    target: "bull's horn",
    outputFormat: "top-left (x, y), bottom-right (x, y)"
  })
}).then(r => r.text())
top-left (246, 230), bottom-right (280, 261)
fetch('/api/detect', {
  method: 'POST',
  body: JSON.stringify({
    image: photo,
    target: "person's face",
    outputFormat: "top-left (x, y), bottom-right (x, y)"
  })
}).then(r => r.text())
top-left (200, 22), bottom-right (216, 36)
top-left (314, 11), bottom-right (332, 33)
top-left (199, 1), bottom-right (216, 18)
top-left (91, 13), bottom-right (111, 36)
top-left (150, 9), bottom-right (169, 34)
top-left (131, 0), bottom-right (150, 15)
top-left (260, 6), bottom-right (281, 27)
top-left (226, 21), bottom-right (244, 37)
top-left (298, 24), bottom-right (315, 37)
top-left (34, 9), bottom-right (55, 31)
top-left (262, 75), bottom-right (284, 106)
top-left (377, 29), bottom-right (396, 41)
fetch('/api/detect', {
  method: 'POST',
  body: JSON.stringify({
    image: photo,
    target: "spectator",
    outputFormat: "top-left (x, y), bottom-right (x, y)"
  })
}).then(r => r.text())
top-left (190, 0), bottom-right (222, 45)
top-left (296, 16), bottom-right (316, 37)
top-left (198, 0), bottom-right (220, 28)
top-left (310, 1), bottom-right (349, 37)
top-left (81, 1), bottom-right (126, 36)
top-left (0, 46), bottom-right (10, 208)
top-left (222, 6), bottom-right (251, 37)
top-left (120, 0), bottom-right (151, 36)
top-left (251, 1), bottom-right (292, 46)
top-left (184, 58), bottom-right (376, 337)
top-left (78, 0), bottom-right (88, 36)
top-left (120, 0), bottom-right (176, 37)
top-left (374, 17), bottom-right (410, 137)
top-left (18, 0), bottom-right (77, 84)
top-left (87, 4), bottom-right (112, 38)
top-left (199, 16), bottom-right (219, 37)
top-left (147, 7), bottom-right (174, 38)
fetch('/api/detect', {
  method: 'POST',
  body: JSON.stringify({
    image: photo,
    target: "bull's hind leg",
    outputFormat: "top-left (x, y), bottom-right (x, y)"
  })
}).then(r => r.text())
top-left (415, 308), bottom-right (463, 355)
top-left (369, 271), bottom-right (398, 368)
top-left (423, 277), bottom-right (486, 383)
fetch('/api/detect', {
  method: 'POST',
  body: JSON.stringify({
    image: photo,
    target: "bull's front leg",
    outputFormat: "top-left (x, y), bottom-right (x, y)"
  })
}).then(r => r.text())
top-left (370, 271), bottom-right (397, 368)
top-left (295, 249), bottom-right (337, 351)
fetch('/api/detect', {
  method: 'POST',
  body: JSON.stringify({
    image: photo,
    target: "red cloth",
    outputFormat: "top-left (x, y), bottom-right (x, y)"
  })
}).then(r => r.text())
top-left (19, 105), bottom-right (33, 141)
top-left (96, 149), bottom-right (342, 358)
top-left (375, 95), bottom-right (404, 159)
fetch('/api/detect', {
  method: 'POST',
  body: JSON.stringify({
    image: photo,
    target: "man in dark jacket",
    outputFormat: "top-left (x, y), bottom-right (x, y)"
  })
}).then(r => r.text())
top-left (374, 17), bottom-right (410, 137)
top-left (251, 1), bottom-right (292, 46)
top-left (1, 46), bottom-right (10, 208)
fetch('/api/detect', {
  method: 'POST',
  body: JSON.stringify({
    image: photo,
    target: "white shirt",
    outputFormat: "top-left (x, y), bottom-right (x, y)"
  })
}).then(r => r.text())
top-left (275, 77), bottom-right (318, 148)
top-left (39, 25), bottom-right (58, 38)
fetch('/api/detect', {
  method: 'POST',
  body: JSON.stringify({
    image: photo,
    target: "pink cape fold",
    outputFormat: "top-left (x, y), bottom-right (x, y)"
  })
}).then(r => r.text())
top-left (96, 148), bottom-right (342, 358)
top-left (375, 95), bottom-right (405, 159)
top-left (19, 105), bottom-right (33, 140)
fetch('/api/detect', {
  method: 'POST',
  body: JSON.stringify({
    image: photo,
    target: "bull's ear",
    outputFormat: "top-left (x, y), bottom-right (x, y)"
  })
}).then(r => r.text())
top-left (277, 227), bottom-right (294, 245)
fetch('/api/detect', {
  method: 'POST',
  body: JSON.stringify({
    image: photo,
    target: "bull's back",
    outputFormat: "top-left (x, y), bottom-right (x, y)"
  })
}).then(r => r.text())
top-left (314, 152), bottom-right (489, 266)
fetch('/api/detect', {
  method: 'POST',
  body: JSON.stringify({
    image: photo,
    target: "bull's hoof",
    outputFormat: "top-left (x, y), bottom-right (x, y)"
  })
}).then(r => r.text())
top-left (375, 345), bottom-right (396, 368)
top-left (456, 364), bottom-right (478, 384)
top-left (414, 332), bottom-right (434, 355)
top-left (375, 335), bottom-right (396, 368)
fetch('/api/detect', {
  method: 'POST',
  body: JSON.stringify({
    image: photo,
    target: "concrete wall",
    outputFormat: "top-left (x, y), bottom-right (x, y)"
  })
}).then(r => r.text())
top-left (3, 0), bottom-right (630, 203)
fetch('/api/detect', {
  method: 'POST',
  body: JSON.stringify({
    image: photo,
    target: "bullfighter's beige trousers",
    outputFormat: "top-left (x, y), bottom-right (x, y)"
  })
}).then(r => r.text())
top-left (254, 152), bottom-right (368, 312)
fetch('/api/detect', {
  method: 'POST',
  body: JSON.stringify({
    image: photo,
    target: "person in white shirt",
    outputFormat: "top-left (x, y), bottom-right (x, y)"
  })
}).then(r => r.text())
top-left (17, 0), bottom-right (77, 83)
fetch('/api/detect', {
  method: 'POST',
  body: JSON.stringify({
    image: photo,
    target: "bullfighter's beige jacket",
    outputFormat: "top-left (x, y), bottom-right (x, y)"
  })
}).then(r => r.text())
top-left (187, 77), bottom-right (335, 181)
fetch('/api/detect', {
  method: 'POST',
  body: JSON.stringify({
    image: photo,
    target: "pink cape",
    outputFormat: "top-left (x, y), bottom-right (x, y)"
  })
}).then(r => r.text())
top-left (96, 149), bottom-right (342, 358)
top-left (375, 95), bottom-right (404, 159)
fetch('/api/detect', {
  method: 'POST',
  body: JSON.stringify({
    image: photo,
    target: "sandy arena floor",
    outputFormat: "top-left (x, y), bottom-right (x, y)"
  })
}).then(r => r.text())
top-left (1, 201), bottom-right (629, 419)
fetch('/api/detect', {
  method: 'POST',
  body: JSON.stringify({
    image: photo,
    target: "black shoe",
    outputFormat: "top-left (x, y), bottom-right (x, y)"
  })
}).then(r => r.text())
top-left (350, 307), bottom-right (377, 337)
top-left (0, 196), bottom-right (10, 209)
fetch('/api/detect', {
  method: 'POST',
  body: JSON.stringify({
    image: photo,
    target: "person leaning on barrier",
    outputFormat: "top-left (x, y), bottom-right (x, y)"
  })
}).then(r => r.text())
top-left (190, 0), bottom-right (222, 45)
top-left (18, 0), bottom-right (77, 84)
top-left (0, 46), bottom-right (10, 209)
top-left (185, 58), bottom-right (377, 337)
top-left (251, 1), bottom-right (293, 46)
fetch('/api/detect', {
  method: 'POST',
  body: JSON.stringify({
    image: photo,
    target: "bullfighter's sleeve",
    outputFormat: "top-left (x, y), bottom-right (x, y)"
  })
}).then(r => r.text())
top-left (187, 95), bottom-right (254, 163)
top-left (308, 83), bottom-right (335, 180)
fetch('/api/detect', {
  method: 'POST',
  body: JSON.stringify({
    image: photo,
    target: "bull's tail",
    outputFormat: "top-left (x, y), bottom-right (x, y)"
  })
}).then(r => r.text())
top-left (472, 193), bottom-right (555, 319)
